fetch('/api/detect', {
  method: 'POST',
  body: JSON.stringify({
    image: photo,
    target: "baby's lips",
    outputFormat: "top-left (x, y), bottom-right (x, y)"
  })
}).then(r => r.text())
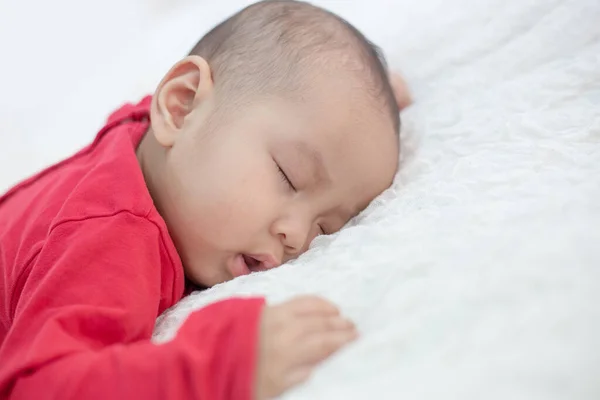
top-left (249, 253), bottom-right (280, 270)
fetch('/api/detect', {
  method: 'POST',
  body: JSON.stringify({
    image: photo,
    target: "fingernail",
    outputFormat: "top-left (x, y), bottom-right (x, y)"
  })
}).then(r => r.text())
top-left (343, 318), bottom-right (355, 328)
top-left (334, 317), bottom-right (355, 330)
top-left (347, 319), bottom-right (357, 330)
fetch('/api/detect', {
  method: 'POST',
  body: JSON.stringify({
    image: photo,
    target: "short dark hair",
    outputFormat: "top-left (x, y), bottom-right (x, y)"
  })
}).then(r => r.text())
top-left (189, 0), bottom-right (400, 132)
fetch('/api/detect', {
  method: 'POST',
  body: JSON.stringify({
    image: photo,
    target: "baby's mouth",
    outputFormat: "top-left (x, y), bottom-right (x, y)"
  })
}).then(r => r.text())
top-left (243, 254), bottom-right (263, 272)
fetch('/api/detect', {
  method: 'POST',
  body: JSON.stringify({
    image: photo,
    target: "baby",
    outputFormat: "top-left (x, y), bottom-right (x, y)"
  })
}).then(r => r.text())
top-left (0, 1), bottom-right (408, 399)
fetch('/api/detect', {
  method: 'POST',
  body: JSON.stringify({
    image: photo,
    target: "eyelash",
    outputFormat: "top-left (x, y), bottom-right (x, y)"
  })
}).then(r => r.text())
top-left (277, 164), bottom-right (297, 191)
top-left (276, 162), bottom-right (327, 235)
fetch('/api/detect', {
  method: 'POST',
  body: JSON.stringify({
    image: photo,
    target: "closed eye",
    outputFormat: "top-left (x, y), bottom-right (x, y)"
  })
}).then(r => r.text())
top-left (277, 164), bottom-right (296, 191)
top-left (318, 224), bottom-right (327, 235)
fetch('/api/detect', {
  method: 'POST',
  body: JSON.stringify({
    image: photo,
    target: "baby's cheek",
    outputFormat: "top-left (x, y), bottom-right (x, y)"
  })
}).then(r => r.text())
top-left (183, 144), bottom-right (281, 246)
top-left (190, 188), bottom-right (256, 243)
top-left (214, 183), bottom-right (278, 243)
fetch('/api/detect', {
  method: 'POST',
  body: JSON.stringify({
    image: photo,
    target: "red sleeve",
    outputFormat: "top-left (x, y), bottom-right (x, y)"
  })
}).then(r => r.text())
top-left (0, 212), bottom-right (265, 400)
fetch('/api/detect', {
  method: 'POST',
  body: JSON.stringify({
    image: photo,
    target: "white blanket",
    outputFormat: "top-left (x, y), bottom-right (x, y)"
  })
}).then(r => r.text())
top-left (1, 0), bottom-right (599, 399)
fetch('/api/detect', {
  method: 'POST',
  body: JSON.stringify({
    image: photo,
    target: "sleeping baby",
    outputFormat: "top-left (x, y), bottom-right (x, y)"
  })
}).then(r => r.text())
top-left (0, 1), bottom-right (410, 399)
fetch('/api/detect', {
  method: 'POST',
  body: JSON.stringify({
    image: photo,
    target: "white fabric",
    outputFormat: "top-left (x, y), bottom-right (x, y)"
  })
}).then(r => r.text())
top-left (1, 0), bottom-right (599, 399)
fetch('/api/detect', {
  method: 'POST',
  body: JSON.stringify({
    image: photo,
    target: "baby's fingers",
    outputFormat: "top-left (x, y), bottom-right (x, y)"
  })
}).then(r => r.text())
top-left (281, 296), bottom-right (340, 317)
top-left (389, 72), bottom-right (412, 110)
top-left (299, 315), bottom-right (355, 336)
top-left (284, 366), bottom-right (313, 389)
top-left (298, 329), bottom-right (358, 365)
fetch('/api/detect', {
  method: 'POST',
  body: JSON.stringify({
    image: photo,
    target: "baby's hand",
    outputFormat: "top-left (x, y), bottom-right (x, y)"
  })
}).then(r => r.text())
top-left (389, 72), bottom-right (412, 111)
top-left (256, 296), bottom-right (357, 400)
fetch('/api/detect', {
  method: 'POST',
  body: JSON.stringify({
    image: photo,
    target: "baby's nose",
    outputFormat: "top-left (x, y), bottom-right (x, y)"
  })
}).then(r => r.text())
top-left (271, 212), bottom-right (314, 257)
top-left (281, 228), bottom-right (314, 259)
top-left (281, 240), bottom-right (311, 264)
top-left (277, 224), bottom-right (311, 255)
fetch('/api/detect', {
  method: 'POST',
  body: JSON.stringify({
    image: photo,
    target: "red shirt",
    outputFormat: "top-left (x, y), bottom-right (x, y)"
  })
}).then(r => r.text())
top-left (0, 97), bottom-right (264, 400)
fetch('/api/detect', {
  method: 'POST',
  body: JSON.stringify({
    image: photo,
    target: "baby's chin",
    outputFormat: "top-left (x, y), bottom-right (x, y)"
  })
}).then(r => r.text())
top-left (183, 251), bottom-right (252, 288)
top-left (184, 268), bottom-right (222, 290)
top-left (183, 251), bottom-right (278, 288)
top-left (181, 257), bottom-right (228, 289)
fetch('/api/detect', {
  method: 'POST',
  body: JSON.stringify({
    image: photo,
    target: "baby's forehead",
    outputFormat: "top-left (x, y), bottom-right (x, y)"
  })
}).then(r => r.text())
top-left (296, 72), bottom-right (399, 138)
top-left (190, 0), bottom-right (399, 133)
top-left (266, 87), bottom-right (398, 160)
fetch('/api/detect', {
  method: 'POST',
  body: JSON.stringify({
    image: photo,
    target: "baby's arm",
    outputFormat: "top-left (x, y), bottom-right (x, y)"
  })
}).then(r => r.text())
top-left (0, 214), bottom-right (263, 400)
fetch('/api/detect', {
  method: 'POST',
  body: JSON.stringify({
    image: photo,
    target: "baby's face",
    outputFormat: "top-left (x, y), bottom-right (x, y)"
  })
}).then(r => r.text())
top-left (152, 68), bottom-right (399, 287)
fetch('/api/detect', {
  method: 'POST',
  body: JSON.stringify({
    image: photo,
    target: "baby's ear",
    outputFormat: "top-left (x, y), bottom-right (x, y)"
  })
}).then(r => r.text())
top-left (150, 55), bottom-right (214, 147)
top-left (389, 72), bottom-right (412, 111)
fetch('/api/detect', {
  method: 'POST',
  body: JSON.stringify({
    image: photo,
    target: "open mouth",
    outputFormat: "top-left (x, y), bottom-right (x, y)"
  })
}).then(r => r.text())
top-left (243, 254), bottom-right (263, 271)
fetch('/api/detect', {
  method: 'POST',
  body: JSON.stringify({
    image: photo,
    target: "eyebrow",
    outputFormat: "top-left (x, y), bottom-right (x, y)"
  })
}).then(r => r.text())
top-left (291, 140), bottom-right (330, 186)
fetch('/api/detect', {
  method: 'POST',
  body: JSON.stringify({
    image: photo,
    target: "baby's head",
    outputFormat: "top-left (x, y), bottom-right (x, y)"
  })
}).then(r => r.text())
top-left (138, 0), bottom-right (401, 287)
